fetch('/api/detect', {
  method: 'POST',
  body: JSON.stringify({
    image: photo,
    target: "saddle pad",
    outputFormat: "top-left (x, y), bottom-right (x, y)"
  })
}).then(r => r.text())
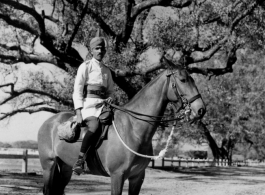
top-left (86, 149), bottom-right (110, 177)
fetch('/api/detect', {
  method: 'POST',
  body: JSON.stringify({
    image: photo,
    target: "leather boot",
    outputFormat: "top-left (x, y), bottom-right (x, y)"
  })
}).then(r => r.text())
top-left (72, 157), bottom-right (85, 175)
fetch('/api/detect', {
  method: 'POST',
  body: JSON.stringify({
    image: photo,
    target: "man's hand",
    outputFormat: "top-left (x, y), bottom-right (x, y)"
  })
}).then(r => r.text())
top-left (105, 97), bottom-right (113, 104)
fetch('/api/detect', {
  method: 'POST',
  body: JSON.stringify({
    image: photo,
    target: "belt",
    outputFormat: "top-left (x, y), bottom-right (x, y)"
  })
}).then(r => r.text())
top-left (87, 90), bottom-right (106, 98)
top-left (83, 85), bottom-right (107, 98)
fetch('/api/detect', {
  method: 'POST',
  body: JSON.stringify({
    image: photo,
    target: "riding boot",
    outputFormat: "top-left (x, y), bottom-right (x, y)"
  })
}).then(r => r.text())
top-left (72, 130), bottom-right (94, 175)
top-left (72, 156), bottom-right (85, 175)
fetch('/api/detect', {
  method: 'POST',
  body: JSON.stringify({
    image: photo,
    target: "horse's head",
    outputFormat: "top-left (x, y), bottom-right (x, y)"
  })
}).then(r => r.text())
top-left (166, 67), bottom-right (206, 122)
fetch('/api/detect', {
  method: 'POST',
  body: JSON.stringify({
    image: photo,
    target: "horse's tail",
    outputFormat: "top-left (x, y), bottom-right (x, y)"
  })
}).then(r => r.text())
top-left (43, 157), bottom-right (64, 195)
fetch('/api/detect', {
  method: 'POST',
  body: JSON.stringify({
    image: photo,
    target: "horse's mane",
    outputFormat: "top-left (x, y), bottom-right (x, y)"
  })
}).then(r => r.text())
top-left (123, 70), bottom-right (166, 107)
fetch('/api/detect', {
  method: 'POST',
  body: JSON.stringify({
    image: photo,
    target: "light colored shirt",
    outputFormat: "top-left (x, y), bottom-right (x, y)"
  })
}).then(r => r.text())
top-left (72, 57), bottom-right (114, 118)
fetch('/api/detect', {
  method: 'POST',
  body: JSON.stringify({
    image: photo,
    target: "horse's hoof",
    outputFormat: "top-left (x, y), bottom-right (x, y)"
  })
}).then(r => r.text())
top-left (73, 171), bottom-right (83, 176)
top-left (72, 168), bottom-right (84, 176)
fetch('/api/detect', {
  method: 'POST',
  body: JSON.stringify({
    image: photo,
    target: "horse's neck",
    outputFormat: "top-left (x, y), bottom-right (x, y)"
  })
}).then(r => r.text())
top-left (126, 72), bottom-right (168, 116)
top-left (124, 71), bottom-right (169, 141)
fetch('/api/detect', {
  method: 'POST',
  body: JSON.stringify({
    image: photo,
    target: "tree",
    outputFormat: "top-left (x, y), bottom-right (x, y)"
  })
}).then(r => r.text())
top-left (194, 49), bottom-right (265, 162)
top-left (1, 0), bottom-right (265, 158)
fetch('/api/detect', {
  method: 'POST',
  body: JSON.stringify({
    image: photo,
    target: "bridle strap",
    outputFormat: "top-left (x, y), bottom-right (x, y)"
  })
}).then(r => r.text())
top-left (166, 70), bottom-right (182, 103)
top-left (187, 94), bottom-right (202, 104)
top-left (167, 69), bottom-right (201, 105)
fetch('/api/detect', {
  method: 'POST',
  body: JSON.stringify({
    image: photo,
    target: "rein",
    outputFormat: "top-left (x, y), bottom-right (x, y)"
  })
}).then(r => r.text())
top-left (107, 69), bottom-right (202, 160)
top-left (107, 102), bottom-right (191, 124)
top-left (112, 119), bottom-right (179, 160)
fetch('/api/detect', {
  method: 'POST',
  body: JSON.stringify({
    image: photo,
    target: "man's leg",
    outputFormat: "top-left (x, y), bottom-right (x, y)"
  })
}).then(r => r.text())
top-left (72, 117), bottom-right (99, 175)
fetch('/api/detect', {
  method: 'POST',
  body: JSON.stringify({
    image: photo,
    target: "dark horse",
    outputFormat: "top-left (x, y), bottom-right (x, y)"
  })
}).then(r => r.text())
top-left (38, 66), bottom-right (206, 195)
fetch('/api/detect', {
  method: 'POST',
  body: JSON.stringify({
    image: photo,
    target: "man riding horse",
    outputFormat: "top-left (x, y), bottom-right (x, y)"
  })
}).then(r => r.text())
top-left (72, 35), bottom-right (114, 175)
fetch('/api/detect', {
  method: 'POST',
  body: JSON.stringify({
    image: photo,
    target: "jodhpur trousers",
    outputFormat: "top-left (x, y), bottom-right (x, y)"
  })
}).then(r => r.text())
top-left (80, 116), bottom-right (99, 154)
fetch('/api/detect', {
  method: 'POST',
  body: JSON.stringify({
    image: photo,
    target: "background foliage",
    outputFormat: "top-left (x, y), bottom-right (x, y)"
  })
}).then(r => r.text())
top-left (1, 0), bottom-right (265, 160)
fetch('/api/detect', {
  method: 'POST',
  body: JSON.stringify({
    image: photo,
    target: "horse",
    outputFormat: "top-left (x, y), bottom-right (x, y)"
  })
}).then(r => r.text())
top-left (38, 66), bottom-right (206, 195)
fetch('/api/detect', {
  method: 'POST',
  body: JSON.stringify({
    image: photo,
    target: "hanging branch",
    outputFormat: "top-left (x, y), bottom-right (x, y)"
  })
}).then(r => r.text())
top-left (0, 107), bottom-right (61, 120)
top-left (66, 0), bottom-right (89, 52)
top-left (0, 86), bottom-right (73, 107)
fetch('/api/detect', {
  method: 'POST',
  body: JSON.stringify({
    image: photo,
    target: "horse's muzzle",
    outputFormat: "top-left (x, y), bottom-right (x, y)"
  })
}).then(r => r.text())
top-left (189, 107), bottom-right (206, 123)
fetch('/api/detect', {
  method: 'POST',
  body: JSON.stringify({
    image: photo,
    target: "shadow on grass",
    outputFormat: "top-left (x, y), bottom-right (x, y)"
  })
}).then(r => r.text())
top-left (148, 166), bottom-right (265, 185)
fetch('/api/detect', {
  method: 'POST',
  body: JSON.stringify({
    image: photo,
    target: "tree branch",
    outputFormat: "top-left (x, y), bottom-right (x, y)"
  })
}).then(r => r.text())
top-left (0, 0), bottom-right (79, 66)
top-left (43, 14), bottom-right (60, 24)
top-left (0, 13), bottom-right (39, 36)
top-left (0, 0), bottom-right (46, 38)
top-left (116, 0), bottom-right (193, 47)
top-left (120, 0), bottom-right (134, 45)
top-left (188, 0), bottom-right (257, 64)
top-left (66, 0), bottom-right (89, 52)
top-left (132, 0), bottom-right (193, 18)
top-left (41, 0), bottom-right (59, 24)
top-left (0, 43), bottom-right (20, 51)
top-left (0, 87), bottom-right (73, 107)
top-left (230, 1), bottom-right (258, 32)
top-left (86, 8), bottom-right (116, 38)
top-left (0, 107), bottom-right (61, 120)
top-left (0, 51), bottom-right (60, 66)
top-left (188, 45), bottom-right (238, 77)
top-left (112, 61), bottom-right (164, 77)
top-left (0, 83), bottom-right (15, 91)
top-left (0, 54), bottom-right (17, 64)
top-left (191, 35), bottom-right (229, 63)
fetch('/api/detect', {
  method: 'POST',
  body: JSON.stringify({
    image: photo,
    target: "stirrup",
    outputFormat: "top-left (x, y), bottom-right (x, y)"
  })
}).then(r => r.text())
top-left (72, 158), bottom-right (85, 176)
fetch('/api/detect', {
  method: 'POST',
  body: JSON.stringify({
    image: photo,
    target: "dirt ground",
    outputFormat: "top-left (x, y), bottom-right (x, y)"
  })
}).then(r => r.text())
top-left (1, 166), bottom-right (265, 195)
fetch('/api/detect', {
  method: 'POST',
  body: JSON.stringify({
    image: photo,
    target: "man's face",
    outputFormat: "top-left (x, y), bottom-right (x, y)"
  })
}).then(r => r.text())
top-left (91, 45), bottom-right (106, 61)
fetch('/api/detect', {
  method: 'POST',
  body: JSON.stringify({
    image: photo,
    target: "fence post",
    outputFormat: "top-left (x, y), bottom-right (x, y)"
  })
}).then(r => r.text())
top-left (162, 158), bottom-right (165, 168)
top-left (22, 149), bottom-right (28, 173)
top-left (205, 158), bottom-right (208, 167)
top-left (191, 158), bottom-right (194, 167)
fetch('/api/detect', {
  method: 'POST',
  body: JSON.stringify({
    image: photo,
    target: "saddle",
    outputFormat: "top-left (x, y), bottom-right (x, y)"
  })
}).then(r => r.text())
top-left (57, 105), bottom-right (113, 176)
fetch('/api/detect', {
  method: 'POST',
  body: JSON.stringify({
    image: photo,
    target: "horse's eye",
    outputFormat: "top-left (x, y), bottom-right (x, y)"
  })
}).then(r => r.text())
top-left (179, 78), bottom-right (186, 83)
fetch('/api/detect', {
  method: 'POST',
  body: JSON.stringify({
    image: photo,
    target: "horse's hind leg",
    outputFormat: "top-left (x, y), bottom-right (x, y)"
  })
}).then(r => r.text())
top-left (42, 157), bottom-right (68, 195)
top-left (128, 170), bottom-right (145, 195)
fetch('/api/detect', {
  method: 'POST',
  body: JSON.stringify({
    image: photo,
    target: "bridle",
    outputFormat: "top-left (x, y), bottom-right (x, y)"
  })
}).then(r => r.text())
top-left (166, 69), bottom-right (202, 121)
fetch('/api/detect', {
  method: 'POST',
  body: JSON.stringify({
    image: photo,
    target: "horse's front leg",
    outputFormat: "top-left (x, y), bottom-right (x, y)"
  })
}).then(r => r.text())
top-left (110, 172), bottom-right (125, 195)
top-left (128, 170), bottom-right (145, 195)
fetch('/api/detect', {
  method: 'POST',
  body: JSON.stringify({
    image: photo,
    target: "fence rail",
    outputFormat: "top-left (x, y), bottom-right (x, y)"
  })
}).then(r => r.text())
top-left (149, 157), bottom-right (229, 168)
top-left (0, 149), bottom-right (39, 173)
top-left (0, 149), bottom-right (264, 173)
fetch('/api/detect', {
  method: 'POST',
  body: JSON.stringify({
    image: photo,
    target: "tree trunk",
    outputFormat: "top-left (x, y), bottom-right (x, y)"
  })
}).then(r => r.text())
top-left (196, 121), bottom-right (222, 160)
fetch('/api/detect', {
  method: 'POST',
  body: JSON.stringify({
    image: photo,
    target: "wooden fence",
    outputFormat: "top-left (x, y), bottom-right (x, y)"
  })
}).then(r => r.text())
top-left (149, 157), bottom-right (230, 168)
top-left (0, 149), bottom-right (264, 173)
top-left (0, 149), bottom-right (39, 173)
